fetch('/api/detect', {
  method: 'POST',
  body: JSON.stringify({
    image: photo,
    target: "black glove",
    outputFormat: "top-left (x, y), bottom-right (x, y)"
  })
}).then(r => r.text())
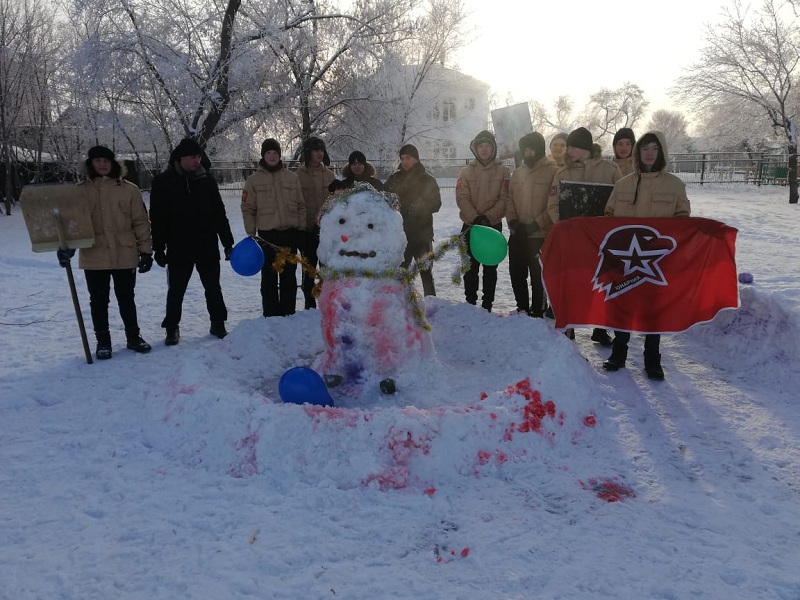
top-left (154, 250), bottom-right (167, 268)
top-left (56, 248), bottom-right (75, 268)
top-left (515, 222), bottom-right (528, 237)
top-left (472, 215), bottom-right (491, 226)
top-left (138, 252), bottom-right (153, 273)
top-left (224, 246), bottom-right (233, 261)
top-left (527, 221), bottom-right (541, 235)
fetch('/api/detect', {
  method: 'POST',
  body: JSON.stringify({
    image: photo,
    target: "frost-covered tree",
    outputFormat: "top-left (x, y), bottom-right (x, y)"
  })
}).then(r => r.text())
top-left (64, 0), bottom-right (423, 159)
top-left (0, 0), bottom-right (59, 214)
top-left (646, 109), bottom-right (690, 153)
top-left (581, 83), bottom-right (648, 143)
top-left (677, 0), bottom-right (800, 203)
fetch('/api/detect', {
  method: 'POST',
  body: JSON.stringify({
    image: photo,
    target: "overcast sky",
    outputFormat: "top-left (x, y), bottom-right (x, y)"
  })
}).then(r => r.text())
top-left (453, 0), bottom-right (731, 121)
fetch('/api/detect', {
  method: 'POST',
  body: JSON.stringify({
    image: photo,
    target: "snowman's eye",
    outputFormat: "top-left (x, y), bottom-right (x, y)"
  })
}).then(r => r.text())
top-left (367, 223), bottom-right (374, 229)
top-left (339, 218), bottom-right (346, 224)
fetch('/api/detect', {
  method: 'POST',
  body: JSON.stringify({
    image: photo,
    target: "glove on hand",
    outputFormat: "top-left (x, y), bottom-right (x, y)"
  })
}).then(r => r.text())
top-left (154, 250), bottom-right (167, 268)
top-left (526, 221), bottom-right (541, 235)
top-left (472, 215), bottom-right (491, 226)
top-left (57, 248), bottom-right (76, 268)
top-left (224, 246), bottom-right (233, 261)
top-left (138, 253), bottom-right (153, 273)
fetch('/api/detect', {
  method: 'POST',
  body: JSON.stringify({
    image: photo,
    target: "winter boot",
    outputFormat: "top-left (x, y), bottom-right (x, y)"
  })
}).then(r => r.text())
top-left (126, 335), bottom-right (152, 353)
top-left (591, 328), bottom-right (614, 347)
top-left (209, 321), bottom-right (228, 339)
top-left (644, 352), bottom-right (665, 381)
top-left (481, 300), bottom-right (492, 313)
top-left (603, 345), bottom-right (628, 371)
top-left (95, 332), bottom-right (112, 360)
top-left (165, 326), bottom-right (180, 346)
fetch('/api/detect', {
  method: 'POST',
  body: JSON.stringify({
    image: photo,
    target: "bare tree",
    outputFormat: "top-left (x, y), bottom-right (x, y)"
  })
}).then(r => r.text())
top-left (676, 0), bottom-right (800, 203)
top-left (527, 95), bottom-right (577, 139)
top-left (582, 83), bottom-right (648, 142)
top-left (646, 109), bottom-right (690, 153)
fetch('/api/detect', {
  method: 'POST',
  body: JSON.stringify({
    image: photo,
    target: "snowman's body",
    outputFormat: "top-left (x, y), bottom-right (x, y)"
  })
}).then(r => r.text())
top-left (314, 185), bottom-right (432, 386)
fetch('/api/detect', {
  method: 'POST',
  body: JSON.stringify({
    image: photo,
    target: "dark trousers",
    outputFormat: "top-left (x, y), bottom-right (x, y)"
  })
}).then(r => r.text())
top-left (402, 238), bottom-right (435, 296)
top-left (462, 223), bottom-right (500, 308)
top-left (508, 233), bottom-right (545, 314)
top-left (298, 229), bottom-right (319, 309)
top-left (162, 260), bottom-right (227, 328)
top-left (258, 229), bottom-right (299, 317)
top-left (84, 269), bottom-right (139, 342)
top-left (613, 331), bottom-right (661, 356)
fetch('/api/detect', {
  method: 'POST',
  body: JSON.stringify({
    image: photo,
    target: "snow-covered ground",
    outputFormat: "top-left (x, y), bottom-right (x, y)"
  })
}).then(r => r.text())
top-left (1, 185), bottom-right (798, 599)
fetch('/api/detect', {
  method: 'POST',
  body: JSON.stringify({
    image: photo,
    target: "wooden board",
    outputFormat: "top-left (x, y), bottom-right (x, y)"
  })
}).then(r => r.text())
top-left (19, 184), bottom-right (95, 252)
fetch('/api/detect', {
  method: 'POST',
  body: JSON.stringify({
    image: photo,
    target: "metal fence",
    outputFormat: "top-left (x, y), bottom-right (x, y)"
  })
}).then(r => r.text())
top-left (132, 153), bottom-right (793, 191)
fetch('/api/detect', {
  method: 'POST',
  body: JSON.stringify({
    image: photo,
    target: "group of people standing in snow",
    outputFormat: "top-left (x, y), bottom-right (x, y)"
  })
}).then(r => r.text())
top-left (56, 125), bottom-right (689, 380)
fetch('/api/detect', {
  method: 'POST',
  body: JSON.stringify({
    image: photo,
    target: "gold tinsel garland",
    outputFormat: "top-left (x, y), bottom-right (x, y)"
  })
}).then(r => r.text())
top-left (256, 234), bottom-right (471, 332)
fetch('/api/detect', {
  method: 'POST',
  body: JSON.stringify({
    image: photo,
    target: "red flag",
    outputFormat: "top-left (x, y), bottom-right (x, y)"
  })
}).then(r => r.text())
top-left (541, 217), bottom-right (739, 333)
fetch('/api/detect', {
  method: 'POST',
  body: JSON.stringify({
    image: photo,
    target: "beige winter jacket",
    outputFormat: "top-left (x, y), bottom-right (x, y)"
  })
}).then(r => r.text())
top-left (613, 156), bottom-right (635, 177)
top-left (296, 163), bottom-right (335, 229)
top-left (507, 157), bottom-right (560, 237)
top-left (605, 131), bottom-right (691, 218)
top-left (241, 164), bottom-right (306, 235)
top-left (77, 174), bottom-right (152, 270)
top-left (456, 160), bottom-right (511, 226)
top-left (547, 157), bottom-right (623, 223)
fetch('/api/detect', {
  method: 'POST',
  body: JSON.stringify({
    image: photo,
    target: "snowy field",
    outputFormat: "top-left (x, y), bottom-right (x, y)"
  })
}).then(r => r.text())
top-left (1, 185), bottom-right (799, 599)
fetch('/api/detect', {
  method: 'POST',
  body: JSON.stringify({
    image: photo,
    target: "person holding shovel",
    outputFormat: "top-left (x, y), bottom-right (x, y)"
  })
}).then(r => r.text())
top-left (57, 145), bottom-right (153, 360)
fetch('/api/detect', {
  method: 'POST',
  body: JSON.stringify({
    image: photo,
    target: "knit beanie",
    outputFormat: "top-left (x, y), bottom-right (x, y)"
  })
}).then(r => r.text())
top-left (518, 132), bottom-right (546, 159)
top-left (566, 127), bottom-right (593, 153)
top-left (613, 128), bottom-right (636, 150)
top-left (261, 138), bottom-right (281, 157)
top-left (87, 145), bottom-right (115, 161)
top-left (398, 144), bottom-right (420, 161)
top-left (173, 138), bottom-right (203, 157)
top-left (348, 150), bottom-right (367, 166)
top-left (550, 132), bottom-right (568, 146)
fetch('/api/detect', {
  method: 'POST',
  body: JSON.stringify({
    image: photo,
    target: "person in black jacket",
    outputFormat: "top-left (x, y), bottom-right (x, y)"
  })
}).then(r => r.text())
top-left (149, 138), bottom-right (235, 345)
top-left (328, 151), bottom-right (384, 192)
top-left (384, 144), bottom-right (441, 296)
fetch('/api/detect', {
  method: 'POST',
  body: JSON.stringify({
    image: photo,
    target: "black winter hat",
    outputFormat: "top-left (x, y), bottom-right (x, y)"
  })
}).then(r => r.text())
top-left (613, 128), bottom-right (636, 148)
top-left (518, 132), bottom-right (546, 159)
top-left (87, 145), bottom-right (115, 161)
top-left (566, 127), bottom-right (593, 153)
top-left (399, 144), bottom-right (419, 161)
top-left (348, 150), bottom-right (367, 166)
top-left (173, 138), bottom-right (203, 157)
top-left (261, 138), bottom-right (281, 157)
top-left (303, 137), bottom-right (328, 165)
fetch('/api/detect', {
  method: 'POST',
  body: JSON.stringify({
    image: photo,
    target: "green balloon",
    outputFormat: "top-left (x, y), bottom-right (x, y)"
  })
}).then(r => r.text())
top-left (469, 225), bottom-right (508, 266)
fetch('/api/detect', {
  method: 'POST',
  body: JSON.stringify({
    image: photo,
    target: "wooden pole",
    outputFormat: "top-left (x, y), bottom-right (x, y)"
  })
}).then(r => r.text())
top-left (54, 209), bottom-right (93, 364)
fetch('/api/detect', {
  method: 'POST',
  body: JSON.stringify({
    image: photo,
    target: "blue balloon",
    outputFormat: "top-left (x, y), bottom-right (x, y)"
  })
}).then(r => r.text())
top-left (279, 367), bottom-right (334, 407)
top-left (230, 237), bottom-right (265, 276)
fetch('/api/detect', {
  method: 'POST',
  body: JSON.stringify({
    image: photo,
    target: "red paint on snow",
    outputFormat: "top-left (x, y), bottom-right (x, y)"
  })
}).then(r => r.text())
top-left (580, 477), bottom-right (636, 502)
top-left (583, 414), bottom-right (597, 427)
top-left (424, 488), bottom-right (436, 496)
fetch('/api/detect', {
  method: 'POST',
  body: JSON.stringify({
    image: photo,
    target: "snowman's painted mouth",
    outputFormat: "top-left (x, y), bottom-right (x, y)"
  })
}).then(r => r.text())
top-left (339, 250), bottom-right (377, 258)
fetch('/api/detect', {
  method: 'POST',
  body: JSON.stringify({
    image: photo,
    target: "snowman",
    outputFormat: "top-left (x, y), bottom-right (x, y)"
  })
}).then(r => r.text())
top-left (314, 183), bottom-right (434, 395)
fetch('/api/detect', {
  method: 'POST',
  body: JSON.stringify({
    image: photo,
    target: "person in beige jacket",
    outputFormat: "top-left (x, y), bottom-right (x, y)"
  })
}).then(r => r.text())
top-left (603, 130), bottom-right (690, 380)
top-left (507, 132), bottom-right (559, 316)
top-left (241, 138), bottom-right (306, 317)
top-left (56, 145), bottom-right (153, 360)
top-left (612, 128), bottom-right (636, 177)
top-left (296, 137), bottom-right (335, 310)
top-left (456, 129), bottom-right (511, 311)
top-left (547, 126), bottom-right (622, 345)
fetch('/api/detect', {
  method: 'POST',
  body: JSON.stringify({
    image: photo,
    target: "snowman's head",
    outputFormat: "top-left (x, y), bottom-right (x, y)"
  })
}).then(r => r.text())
top-left (318, 184), bottom-right (406, 271)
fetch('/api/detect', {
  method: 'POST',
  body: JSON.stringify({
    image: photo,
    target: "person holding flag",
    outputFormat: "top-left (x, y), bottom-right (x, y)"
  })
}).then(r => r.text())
top-left (602, 130), bottom-right (691, 380)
